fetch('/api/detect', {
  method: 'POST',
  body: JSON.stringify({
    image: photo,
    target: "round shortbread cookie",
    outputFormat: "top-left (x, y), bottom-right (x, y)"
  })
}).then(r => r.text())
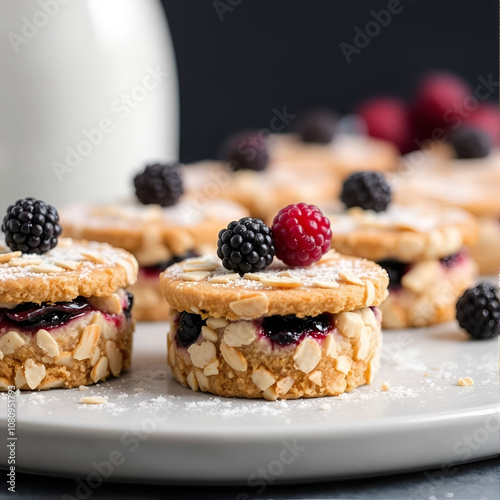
top-left (61, 197), bottom-right (249, 264)
top-left (326, 204), bottom-right (477, 262)
top-left (0, 238), bottom-right (138, 305)
top-left (160, 251), bottom-right (389, 321)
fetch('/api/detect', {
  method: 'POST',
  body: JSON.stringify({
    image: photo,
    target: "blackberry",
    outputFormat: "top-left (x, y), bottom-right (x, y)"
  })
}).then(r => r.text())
top-left (456, 283), bottom-right (499, 340)
top-left (134, 163), bottom-right (183, 207)
top-left (261, 314), bottom-right (332, 346)
top-left (176, 312), bottom-right (205, 347)
top-left (224, 131), bottom-right (269, 171)
top-left (217, 217), bottom-right (275, 275)
top-left (449, 127), bottom-right (491, 159)
top-left (298, 110), bottom-right (337, 144)
top-left (340, 171), bottom-right (392, 212)
top-left (377, 259), bottom-right (408, 288)
top-left (2, 197), bottom-right (62, 254)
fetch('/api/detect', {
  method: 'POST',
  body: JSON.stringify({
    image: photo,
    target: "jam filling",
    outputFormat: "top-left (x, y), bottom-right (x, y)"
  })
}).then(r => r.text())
top-left (378, 250), bottom-right (467, 289)
top-left (174, 312), bottom-right (334, 348)
top-left (0, 293), bottom-right (133, 333)
top-left (140, 250), bottom-right (199, 278)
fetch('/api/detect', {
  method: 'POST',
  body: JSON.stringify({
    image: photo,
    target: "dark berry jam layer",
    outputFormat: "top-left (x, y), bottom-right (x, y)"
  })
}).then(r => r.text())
top-left (378, 250), bottom-right (467, 289)
top-left (174, 312), bottom-right (334, 349)
top-left (259, 314), bottom-right (333, 346)
top-left (0, 293), bottom-right (133, 333)
top-left (140, 250), bottom-right (199, 278)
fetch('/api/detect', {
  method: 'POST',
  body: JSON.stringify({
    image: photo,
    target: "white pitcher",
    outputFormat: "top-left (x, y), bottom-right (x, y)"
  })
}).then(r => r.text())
top-left (0, 0), bottom-right (178, 213)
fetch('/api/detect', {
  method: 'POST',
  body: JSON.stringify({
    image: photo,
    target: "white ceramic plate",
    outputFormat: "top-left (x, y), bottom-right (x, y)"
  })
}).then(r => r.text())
top-left (0, 321), bottom-right (497, 484)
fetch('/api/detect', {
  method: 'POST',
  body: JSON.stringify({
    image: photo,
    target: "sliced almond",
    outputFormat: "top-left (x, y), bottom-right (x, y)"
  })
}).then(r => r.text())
top-left (312, 280), bottom-right (339, 289)
top-left (187, 341), bottom-right (217, 369)
top-left (54, 351), bottom-right (74, 367)
top-left (323, 333), bottom-right (338, 358)
top-left (9, 258), bottom-right (42, 267)
top-left (39, 379), bottom-right (65, 390)
top-left (335, 355), bottom-right (352, 375)
top-left (201, 326), bottom-right (219, 343)
top-left (180, 271), bottom-right (211, 282)
top-left (208, 273), bottom-right (240, 284)
top-left (80, 251), bottom-right (106, 264)
top-left (361, 307), bottom-right (378, 331)
top-left (203, 359), bottom-right (220, 376)
top-left (401, 261), bottom-right (440, 294)
top-left (168, 341), bottom-right (176, 367)
top-left (29, 264), bottom-right (63, 273)
top-left (0, 251), bottom-right (21, 263)
top-left (252, 367), bottom-right (276, 391)
top-left (353, 327), bottom-right (371, 361)
top-left (89, 347), bottom-right (101, 367)
top-left (276, 376), bottom-right (295, 396)
top-left (381, 381), bottom-right (390, 391)
top-left (0, 331), bottom-right (26, 355)
top-left (364, 280), bottom-right (376, 306)
top-left (41, 355), bottom-right (53, 364)
top-left (181, 260), bottom-right (219, 272)
top-left (223, 321), bottom-right (257, 347)
top-left (195, 370), bottom-right (210, 391)
top-left (90, 356), bottom-right (109, 383)
top-left (457, 376), bottom-right (474, 387)
top-left (327, 376), bottom-right (347, 395)
top-left (338, 270), bottom-right (364, 286)
top-left (308, 370), bottom-right (322, 386)
top-left (206, 317), bottom-right (229, 330)
top-left (259, 276), bottom-right (303, 288)
top-left (173, 367), bottom-right (187, 386)
top-left (335, 311), bottom-right (364, 339)
top-left (106, 341), bottom-right (123, 376)
top-left (80, 396), bottom-right (107, 405)
top-left (53, 260), bottom-right (80, 271)
top-left (242, 272), bottom-right (267, 281)
top-left (14, 368), bottom-right (27, 390)
top-left (116, 257), bottom-right (138, 284)
top-left (186, 371), bottom-right (199, 391)
top-left (0, 350), bottom-right (3, 360)
top-left (87, 294), bottom-right (122, 315)
top-left (73, 324), bottom-right (101, 360)
top-left (229, 293), bottom-right (269, 319)
top-left (24, 359), bottom-right (46, 389)
top-left (220, 343), bottom-right (247, 372)
top-left (293, 338), bottom-right (321, 374)
top-left (36, 329), bottom-right (60, 357)
top-left (0, 378), bottom-right (11, 391)
top-left (263, 386), bottom-right (278, 401)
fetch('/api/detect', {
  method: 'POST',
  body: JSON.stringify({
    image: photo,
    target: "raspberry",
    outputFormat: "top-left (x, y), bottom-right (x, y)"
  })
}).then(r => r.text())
top-left (341, 171), bottom-right (391, 212)
top-left (217, 218), bottom-right (275, 275)
top-left (176, 312), bottom-right (205, 347)
top-left (2, 197), bottom-right (62, 254)
top-left (298, 109), bottom-right (337, 144)
top-left (272, 203), bottom-right (331, 267)
top-left (456, 283), bottom-right (499, 340)
top-left (134, 163), bottom-right (183, 207)
top-left (224, 131), bottom-right (269, 171)
top-left (412, 72), bottom-right (471, 134)
top-left (357, 97), bottom-right (416, 154)
top-left (465, 102), bottom-right (500, 147)
top-left (449, 126), bottom-right (491, 159)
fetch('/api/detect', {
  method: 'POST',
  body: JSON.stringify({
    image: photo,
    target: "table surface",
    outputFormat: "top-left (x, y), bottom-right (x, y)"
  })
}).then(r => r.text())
top-left (2, 457), bottom-right (498, 500)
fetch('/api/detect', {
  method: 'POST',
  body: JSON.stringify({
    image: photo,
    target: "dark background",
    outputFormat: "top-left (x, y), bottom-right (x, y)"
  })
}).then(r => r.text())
top-left (162, 0), bottom-right (498, 163)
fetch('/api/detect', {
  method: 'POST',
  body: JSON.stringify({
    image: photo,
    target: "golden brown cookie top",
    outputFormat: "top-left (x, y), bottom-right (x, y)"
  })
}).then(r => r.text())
top-left (60, 197), bottom-right (249, 258)
top-left (160, 251), bottom-right (389, 320)
top-left (326, 204), bottom-right (477, 262)
top-left (0, 238), bottom-right (138, 304)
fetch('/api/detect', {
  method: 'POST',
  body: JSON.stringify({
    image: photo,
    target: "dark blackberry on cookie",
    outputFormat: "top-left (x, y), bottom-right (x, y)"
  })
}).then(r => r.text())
top-left (340, 172), bottom-right (392, 212)
top-left (217, 217), bottom-right (275, 275)
top-left (224, 131), bottom-right (269, 171)
top-left (176, 311), bottom-right (205, 347)
top-left (134, 163), bottom-right (184, 207)
top-left (456, 283), bottom-right (499, 339)
top-left (2, 197), bottom-right (62, 254)
top-left (449, 127), bottom-right (491, 159)
top-left (297, 110), bottom-right (337, 144)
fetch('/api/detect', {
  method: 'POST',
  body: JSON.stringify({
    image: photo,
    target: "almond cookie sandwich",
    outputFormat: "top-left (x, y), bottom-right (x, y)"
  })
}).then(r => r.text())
top-left (396, 126), bottom-right (500, 275)
top-left (0, 197), bottom-right (138, 391)
top-left (326, 172), bottom-right (478, 329)
top-left (61, 163), bottom-right (248, 321)
top-left (160, 204), bottom-right (389, 400)
top-left (268, 109), bottom-right (399, 179)
top-left (183, 131), bottom-right (339, 222)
